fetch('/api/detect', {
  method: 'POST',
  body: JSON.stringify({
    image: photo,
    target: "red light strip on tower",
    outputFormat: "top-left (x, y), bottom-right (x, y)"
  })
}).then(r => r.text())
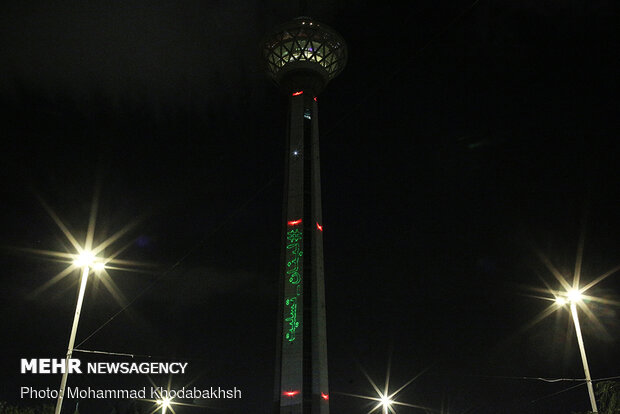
top-left (316, 222), bottom-right (323, 231)
top-left (313, 97), bottom-right (317, 101)
top-left (292, 91), bottom-right (304, 96)
top-left (287, 219), bottom-right (302, 226)
top-left (283, 390), bottom-right (300, 397)
top-left (321, 392), bottom-right (329, 400)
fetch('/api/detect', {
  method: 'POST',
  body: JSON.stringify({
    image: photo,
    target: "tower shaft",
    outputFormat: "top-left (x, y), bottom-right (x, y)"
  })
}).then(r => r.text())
top-left (274, 89), bottom-right (329, 414)
top-left (262, 16), bottom-right (346, 414)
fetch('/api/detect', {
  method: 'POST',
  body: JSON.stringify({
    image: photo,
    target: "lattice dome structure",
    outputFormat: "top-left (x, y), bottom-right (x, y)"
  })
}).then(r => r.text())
top-left (262, 17), bottom-right (347, 92)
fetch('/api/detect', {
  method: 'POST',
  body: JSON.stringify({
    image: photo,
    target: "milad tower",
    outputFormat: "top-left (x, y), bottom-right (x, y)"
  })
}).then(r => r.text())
top-left (261, 16), bottom-right (347, 414)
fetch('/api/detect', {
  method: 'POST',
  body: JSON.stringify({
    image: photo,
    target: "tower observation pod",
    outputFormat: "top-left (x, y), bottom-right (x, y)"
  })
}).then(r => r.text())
top-left (261, 17), bottom-right (347, 414)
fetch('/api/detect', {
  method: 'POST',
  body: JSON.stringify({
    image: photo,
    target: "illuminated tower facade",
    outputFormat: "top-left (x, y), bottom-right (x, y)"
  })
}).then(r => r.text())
top-left (261, 17), bottom-right (347, 414)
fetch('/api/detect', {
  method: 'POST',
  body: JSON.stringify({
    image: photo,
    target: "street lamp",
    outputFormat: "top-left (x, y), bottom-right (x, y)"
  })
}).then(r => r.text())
top-left (555, 289), bottom-right (598, 413)
top-left (54, 250), bottom-right (105, 414)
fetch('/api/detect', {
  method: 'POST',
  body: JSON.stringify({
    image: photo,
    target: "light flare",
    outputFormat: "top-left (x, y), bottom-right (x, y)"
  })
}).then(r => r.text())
top-left (92, 262), bottom-right (106, 272)
top-left (523, 242), bottom-right (620, 340)
top-left (380, 395), bottom-right (393, 409)
top-left (338, 360), bottom-right (433, 414)
top-left (567, 289), bottom-right (582, 303)
top-left (8, 194), bottom-right (155, 317)
top-left (139, 375), bottom-right (211, 413)
top-left (157, 396), bottom-right (172, 413)
top-left (73, 251), bottom-right (96, 267)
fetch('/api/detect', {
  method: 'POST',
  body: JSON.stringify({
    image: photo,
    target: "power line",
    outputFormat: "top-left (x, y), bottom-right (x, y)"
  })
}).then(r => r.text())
top-left (75, 176), bottom-right (276, 348)
top-left (451, 374), bottom-right (620, 383)
top-left (528, 382), bottom-right (586, 405)
top-left (73, 348), bottom-right (216, 364)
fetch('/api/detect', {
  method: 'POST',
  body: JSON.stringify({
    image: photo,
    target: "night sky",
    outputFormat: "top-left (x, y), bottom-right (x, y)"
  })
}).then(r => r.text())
top-left (1, 1), bottom-right (619, 413)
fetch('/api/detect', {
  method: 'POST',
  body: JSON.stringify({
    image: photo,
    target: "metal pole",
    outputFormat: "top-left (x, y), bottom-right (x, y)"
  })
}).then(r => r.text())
top-left (54, 266), bottom-right (90, 414)
top-left (570, 302), bottom-right (598, 413)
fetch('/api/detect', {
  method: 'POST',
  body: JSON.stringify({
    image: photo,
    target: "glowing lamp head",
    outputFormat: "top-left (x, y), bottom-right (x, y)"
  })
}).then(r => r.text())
top-left (157, 396), bottom-right (172, 412)
top-left (380, 395), bottom-right (393, 408)
top-left (567, 289), bottom-right (582, 303)
top-left (73, 251), bottom-right (96, 267)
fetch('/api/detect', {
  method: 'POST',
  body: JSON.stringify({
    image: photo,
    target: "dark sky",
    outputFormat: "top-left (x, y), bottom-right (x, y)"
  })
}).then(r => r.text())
top-left (1, 1), bottom-right (619, 413)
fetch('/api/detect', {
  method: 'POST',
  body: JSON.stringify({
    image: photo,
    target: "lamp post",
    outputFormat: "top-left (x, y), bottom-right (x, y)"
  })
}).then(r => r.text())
top-left (54, 251), bottom-right (104, 414)
top-left (556, 289), bottom-right (598, 413)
